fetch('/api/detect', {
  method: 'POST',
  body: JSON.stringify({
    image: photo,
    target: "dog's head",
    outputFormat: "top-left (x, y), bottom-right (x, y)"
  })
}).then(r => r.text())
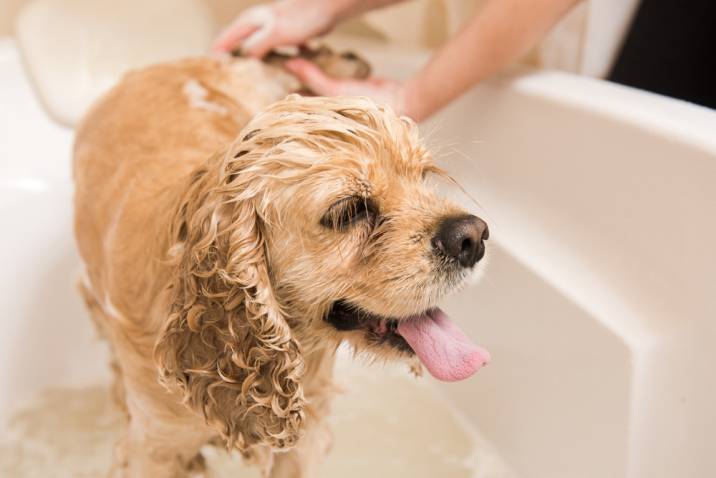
top-left (156, 95), bottom-right (489, 454)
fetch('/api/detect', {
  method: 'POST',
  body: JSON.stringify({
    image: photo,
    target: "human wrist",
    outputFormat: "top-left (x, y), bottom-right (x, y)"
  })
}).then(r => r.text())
top-left (275, 0), bottom-right (340, 35)
top-left (326, 0), bottom-right (383, 23)
top-left (400, 76), bottom-right (427, 122)
top-left (309, 0), bottom-right (358, 24)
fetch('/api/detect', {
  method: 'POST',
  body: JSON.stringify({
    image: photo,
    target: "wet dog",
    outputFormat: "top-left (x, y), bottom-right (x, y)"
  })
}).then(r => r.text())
top-left (73, 51), bottom-right (489, 477)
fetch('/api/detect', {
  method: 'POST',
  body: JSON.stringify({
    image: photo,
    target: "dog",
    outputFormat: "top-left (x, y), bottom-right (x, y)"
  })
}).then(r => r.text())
top-left (73, 49), bottom-right (490, 477)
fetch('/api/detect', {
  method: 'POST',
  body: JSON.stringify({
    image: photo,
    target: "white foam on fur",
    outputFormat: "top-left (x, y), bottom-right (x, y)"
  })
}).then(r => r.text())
top-left (102, 293), bottom-right (124, 322)
top-left (183, 79), bottom-right (228, 115)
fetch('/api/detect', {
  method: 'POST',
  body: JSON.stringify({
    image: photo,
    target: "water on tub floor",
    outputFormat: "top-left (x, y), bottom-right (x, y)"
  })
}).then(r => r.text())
top-left (0, 357), bottom-right (515, 478)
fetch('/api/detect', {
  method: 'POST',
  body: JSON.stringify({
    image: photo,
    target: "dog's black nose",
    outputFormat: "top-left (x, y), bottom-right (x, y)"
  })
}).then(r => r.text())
top-left (432, 215), bottom-right (489, 268)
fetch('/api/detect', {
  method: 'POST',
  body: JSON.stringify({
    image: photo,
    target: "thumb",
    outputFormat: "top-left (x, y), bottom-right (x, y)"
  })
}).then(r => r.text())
top-left (284, 59), bottom-right (344, 96)
top-left (212, 6), bottom-right (277, 57)
top-left (212, 21), bottom-right (259, 53)
top-left (240, 24), bottom-right (279, 58)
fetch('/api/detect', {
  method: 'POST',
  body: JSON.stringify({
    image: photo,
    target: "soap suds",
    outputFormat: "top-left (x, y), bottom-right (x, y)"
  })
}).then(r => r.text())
top-left (102, 292), bottom-right (124, 321)
top-left (183, 79), bottom-right (229, 115)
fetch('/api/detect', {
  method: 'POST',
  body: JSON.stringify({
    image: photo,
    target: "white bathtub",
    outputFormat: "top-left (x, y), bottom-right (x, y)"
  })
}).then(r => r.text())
top-left (2, 37), bottom-right (716, 478)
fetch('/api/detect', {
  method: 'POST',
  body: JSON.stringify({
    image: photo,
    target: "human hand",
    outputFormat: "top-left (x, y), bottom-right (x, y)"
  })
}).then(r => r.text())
top-left (285, 58), bottom-right (410, 117)
top-left (212, 1), bottom-right (336, 58)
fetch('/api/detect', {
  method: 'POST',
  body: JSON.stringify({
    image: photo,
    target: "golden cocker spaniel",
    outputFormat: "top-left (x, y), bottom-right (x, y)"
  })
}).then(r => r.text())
top-left (73, 51), bottom-right (490, 477)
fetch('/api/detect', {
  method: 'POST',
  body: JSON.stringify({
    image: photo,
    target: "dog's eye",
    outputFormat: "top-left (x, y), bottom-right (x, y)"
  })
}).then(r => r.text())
top-left (321, 197), bottom-right (377, 230)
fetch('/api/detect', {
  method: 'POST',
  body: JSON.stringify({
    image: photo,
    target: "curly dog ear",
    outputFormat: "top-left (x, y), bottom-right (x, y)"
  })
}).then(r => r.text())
top-left (155, 151), bottom-right (305, 452)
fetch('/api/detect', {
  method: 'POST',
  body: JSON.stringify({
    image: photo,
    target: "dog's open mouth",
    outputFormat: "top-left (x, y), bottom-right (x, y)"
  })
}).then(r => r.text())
top-left (326, 300), bottom-right (413, 352)
top-left (326, 300), bottom-right (491, 381)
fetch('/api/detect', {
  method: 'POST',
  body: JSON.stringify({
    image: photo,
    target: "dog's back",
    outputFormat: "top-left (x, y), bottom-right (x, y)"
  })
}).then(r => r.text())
top-left (73, 58), bottom-right (296, 334)
top-left (71, 57), bottom-right (308, 474)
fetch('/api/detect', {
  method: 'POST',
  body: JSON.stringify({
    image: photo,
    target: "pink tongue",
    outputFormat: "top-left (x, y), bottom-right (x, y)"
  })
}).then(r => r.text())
top-left (397, 308), bottom-right (490, 382)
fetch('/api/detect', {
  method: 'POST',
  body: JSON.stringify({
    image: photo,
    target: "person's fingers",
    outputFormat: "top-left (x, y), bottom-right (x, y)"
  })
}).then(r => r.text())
top-left (212, 5), bottom-right (278, 55)
top-left (241, 26), bottom-right (282, 58)
top-left (237, 5), bottom-right (282, 57)
top-left (286, 59), bottom-right (407, 113)
top-left (212, 20), bottom-right (260, 53)
top-left (284, 59), bottom-right (344, 96)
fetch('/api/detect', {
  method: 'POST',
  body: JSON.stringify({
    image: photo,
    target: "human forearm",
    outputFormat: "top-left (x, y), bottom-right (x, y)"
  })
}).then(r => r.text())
top-left (325, 0), bottom-right (408, 23)
top-left (404, 0), bottom-right (581, 121)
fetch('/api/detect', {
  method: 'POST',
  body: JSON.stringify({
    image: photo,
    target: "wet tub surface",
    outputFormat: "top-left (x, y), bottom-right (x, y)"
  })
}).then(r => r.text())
top-left (0, 356), bottom-right (514, 478)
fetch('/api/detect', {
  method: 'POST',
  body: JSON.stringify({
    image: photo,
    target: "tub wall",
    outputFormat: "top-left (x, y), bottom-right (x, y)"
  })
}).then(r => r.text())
top-left (0, 41), bottom-right (111, 424)
top-left (425, 72), bottom-right (716, 478)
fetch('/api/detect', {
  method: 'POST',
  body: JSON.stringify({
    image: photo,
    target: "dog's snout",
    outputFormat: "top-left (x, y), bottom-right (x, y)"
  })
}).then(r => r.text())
top-left (432, 215), bottom-right (488, 268)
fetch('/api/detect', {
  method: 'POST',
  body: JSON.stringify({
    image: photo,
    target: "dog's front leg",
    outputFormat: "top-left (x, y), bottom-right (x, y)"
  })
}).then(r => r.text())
top-left (114, 388), bottom-right (214, 478)
top-left (269, 419), bottom-right (333, 478)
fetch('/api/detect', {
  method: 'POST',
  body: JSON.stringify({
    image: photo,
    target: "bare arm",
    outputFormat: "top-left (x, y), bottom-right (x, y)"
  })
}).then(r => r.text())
top-left (329, 0), bottom-right (407, 22)
top-left (287, 0), bottom-right (581, 121)
top-left (403, 0), bottom-right (581, 120)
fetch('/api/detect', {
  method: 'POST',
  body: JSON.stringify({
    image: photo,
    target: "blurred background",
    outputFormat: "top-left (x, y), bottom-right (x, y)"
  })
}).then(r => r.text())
top-left (0, 0), bottom-right (643, 78)
top-left (3, 0), bottom-right (713, 126)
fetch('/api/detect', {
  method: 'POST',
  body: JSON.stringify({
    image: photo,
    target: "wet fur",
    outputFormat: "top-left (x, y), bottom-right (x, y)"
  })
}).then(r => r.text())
top-left (73, 55), bottom-right (475, 477)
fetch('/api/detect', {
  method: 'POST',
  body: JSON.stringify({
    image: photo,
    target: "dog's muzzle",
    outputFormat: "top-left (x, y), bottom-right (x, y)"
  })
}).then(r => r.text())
top-left (431, 214), bottom-right (489, 268)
